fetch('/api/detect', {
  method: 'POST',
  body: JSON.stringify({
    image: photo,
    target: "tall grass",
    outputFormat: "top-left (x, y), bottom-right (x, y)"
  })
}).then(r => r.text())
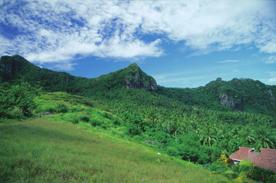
top-left (0, 118), bottom-right (230, 183)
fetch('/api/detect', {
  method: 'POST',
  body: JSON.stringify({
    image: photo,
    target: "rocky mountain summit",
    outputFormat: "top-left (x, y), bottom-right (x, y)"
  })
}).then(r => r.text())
top-left (123, 64), bottom-right (157, 90)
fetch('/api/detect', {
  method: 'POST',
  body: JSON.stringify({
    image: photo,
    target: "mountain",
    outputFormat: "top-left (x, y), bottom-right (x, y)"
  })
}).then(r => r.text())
top-left (1, 55), bottom-right (276, 116)
top-left (0, 55), bottom-right (85, 92)
top-left (203, 78), bottom-right (276, 113)
top-left (159, 77), bottom-right (276, 116)
top-left (92, 63), bottom-right (157, 91)
top-left (0, 55), bottom-right (157, 93)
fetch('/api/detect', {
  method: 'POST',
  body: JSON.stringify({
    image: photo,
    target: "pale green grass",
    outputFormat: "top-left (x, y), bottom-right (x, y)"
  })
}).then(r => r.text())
top-left (0, 118), bottom-right (230, 183)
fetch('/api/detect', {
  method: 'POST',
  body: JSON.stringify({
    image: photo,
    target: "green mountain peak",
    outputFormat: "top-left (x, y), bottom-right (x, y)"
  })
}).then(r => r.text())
top-left (95, 63), bottom-right (158, 91)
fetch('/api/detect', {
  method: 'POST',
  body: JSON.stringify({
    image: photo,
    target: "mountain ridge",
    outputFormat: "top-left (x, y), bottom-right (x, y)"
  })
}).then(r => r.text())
top-left (1, 55), bottom-right (276, 116)
top-left (0, 55), bottom-right (157, 91)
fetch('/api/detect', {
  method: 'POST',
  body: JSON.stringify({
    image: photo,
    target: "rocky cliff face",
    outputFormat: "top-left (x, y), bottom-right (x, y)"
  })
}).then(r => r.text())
top-left (219, 93), bottom-right (243, 110)
top-left (124, 64), bottom-right (157, 91)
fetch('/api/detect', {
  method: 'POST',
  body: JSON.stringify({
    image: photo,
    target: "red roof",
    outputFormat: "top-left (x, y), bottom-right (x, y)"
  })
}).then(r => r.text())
top-left (253, 148), bottom-right (276, 172)
top-left (230, 147), bottom-right (276, 172)
top-left (229, 147), bottom-right (257, 161)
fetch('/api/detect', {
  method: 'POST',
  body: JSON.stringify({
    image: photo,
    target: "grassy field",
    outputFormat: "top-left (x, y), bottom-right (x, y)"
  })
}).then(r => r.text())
top-left (0, 118), bottom-right (230, 183)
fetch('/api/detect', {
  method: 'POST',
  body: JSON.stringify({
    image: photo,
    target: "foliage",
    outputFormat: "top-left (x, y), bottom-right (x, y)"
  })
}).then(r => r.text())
top-left (0, 82), bottom-right (36, 118)
top-left (247, 167), bottom-right (276, 183)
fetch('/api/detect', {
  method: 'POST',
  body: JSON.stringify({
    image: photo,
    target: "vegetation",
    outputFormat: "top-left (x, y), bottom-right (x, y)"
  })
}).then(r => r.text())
top-left (31, 91), bottom-right (275, 181)
top-left (0, 55), bottom-right (276, 182)
top-left (0, 82), bottom-right (37, 118)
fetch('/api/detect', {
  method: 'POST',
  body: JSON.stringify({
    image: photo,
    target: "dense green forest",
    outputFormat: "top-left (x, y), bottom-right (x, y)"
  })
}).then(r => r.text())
top-left (1, 55), bottom-right (276, 182)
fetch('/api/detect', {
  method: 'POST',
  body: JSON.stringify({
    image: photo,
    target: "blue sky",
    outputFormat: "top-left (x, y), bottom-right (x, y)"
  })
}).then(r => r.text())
top-left (0, 0), bottom-right (276, 87)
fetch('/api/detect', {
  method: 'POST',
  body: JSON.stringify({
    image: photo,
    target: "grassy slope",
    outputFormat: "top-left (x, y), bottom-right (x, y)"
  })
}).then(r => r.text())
top-left (0, 118), bottom-right (230, 183)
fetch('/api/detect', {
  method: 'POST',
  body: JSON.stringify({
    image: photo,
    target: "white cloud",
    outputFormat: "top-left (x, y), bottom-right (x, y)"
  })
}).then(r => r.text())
top-left (265, 55), bottom-right (276, 64)
top-left (94, 35), bottom-right (162, 58)
top-left (261, 43), bottom-right (276, 54)
top-left (0, 0), bottom-right (276, 69)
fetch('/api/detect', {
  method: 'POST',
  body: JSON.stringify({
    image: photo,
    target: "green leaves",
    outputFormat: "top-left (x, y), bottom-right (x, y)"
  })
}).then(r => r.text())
top-left (0, 82), bottom-right (36, 118)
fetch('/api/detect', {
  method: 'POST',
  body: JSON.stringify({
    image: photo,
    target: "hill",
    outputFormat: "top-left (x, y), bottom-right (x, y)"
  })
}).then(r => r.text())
top-left (0, 55), bottom-right (156, 94)
top-left (159, 78), bottom-right (276, 116)
top-left (1, 55), bottom-right (276, 116)
top-left (0, 118), bottom-right (229, 183)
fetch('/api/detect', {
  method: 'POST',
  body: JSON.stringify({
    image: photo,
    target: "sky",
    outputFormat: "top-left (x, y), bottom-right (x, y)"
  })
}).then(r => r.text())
top-left (0, 0), bottom-right (276, 88)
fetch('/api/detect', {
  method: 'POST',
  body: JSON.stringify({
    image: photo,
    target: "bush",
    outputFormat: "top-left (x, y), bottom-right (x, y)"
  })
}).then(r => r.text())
top-left (208, 162), bottom-right (228, 174)
top-left (219, 152), bottom-right (231, 164)
top-left (90, 119), bottom-right (101, 127)
top-left (234, 173), bottom-right (248, 183)
top-left (128, 124), bottom-right (143, 136)
top-left (62, 113), bottom-right (80, 124)
top-left (0, 83), bottom-right (36, 118)
top-left (248, 167), bottom-right (276, 183)
top-left (72, 118), bottom-right (79, 124)
top-left (80, 115), bottom-right (90, 122)
top-left (9, 107), bottom-right (24, 119)
top-left (112, 118), bottom-right (121, 125)
top-left (102, 112), bottom-right (113, 119)
top-left (238, 160), bottom-right (253, 172)
top-left (47, 107), bottom-right (56, 113)
top-left (56, 104), bottom-right (68, 113)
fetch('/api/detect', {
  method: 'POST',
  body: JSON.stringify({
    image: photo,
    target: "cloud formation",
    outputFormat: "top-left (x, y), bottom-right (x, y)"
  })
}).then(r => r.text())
top-left (0, 0), bottom-right (275, 68)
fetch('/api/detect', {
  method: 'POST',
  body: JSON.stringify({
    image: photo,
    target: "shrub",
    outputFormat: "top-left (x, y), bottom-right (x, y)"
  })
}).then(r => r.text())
top-left (234, 173), bottom-right (248, 183)
top-left (128, 124), bottom-right (143, 136)
top-left (62, 113), bottom-right (80, 124)
top-left (238, 160), bottom-right (253, 173)
top-left (223, 170), bottom-right (237, 179)
top-left (47, 107), bottom-right (56, 113)
top-left (80, 115), bottom-right (90, 122)
top-left (248, 167), bottom-right (276, 183)
top-left (72, 118), bottom-right (79, 124)
top-left (112, 118), bottom-right (121, 125)
top-left (56, 104), bottom-right (68, 113)
top-left (0, 83), bottom-right (36, 118)
top-left (208, 162), bottom-right (228, 174)
top-left (219, 152), bottom-right (231, 164)
top-left (90, 119), bottom-right (101, 127)
top-left (102, 112), bottom-right (113, 119)
top-left (9, 107), bottom-right (24, 119)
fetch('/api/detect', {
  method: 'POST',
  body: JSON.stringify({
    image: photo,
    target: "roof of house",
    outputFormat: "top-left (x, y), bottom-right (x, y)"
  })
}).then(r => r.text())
top-left (229, 147), bottom-right (257, 161)
top-left (230, 147), bottom-right (276, 172)
top-left (253, 148), bottom-right (276, 172)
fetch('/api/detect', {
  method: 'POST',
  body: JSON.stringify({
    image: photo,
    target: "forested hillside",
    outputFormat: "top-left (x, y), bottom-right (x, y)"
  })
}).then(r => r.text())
top-left (1, 55), bottom-right (276, 116)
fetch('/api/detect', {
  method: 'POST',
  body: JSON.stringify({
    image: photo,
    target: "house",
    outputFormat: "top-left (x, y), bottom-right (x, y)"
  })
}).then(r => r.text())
top-left (230, 147), bottom-right (276, 172)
